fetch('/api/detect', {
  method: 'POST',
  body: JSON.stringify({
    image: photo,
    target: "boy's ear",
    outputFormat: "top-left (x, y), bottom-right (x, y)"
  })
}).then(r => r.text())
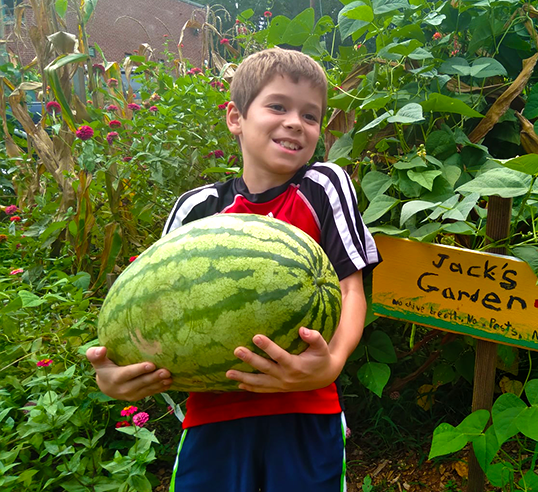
top-left (226, 101), bottom-right (243, 136)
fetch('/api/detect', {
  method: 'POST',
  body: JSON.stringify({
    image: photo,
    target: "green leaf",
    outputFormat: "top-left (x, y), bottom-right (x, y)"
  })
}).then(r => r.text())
top-left (511, 245), bottom-right (538, 277)
top-left (456, 168), bottom-right (532, 198)
top-left (127, 475), bottom-right (152, 492)
top-left (498, 154), bottom-right (538, 175)
top-left (267, 15), bottom-right (291, 45)
top-left (343, 3), bottom-right (375, 21)
top-left (387, 103), bottom-right (424, 124)
top-left (282, 8), bottom-right (315, 46)
top-left (425, 130), bottom-right (457, 159)
top-left (439, 57), bottom-right (473, 76)
top-left (338, 1), bottom-right (373, 40)
top-left (432, 364), bottom-right (456, 386)
top-left (394, 156), bottom-right (428, 170)
top-left (486, 462), bottom-right (514, 488)
top-left (456, 409), bottom-right (490, 438)
top-left (421, 93), bottom-right (483, 118)
top-left (18, 290), bottom-right (46, 308)
top-left (55, 0), bottom-right (68, 18)
top-left (516, 406), bottom-right (538, 440)
top-left (519, 468), bottom-right (538, 490)
top-left (367, 330), bottom-right (397, 363)
top-left (523, 82), bottom-right (538, 119)
top-left (387, 40), bottom-right (423, 57)
top-left (83, 0), bottom-right (98, 23)
top-left (491, 392), bottom-right (527, 445)
top-left (429, 423), bottom-right (468, 459)
top-left (372, 0), bottom-right (411, 14)
top-left (408, 47), bottom-right (433, 60)
top-left (357, 362), bottom-right (390, 397)
top-left (525, 379), bottom-right (538, 405)
top-left (314, 15), bottom-right (335, 36)
top-left (472, 426), bottom-right (499, 471)
top-left (470, 57), bottom-right (507, 78)
top-left (400, 200), bottom-right (439, 226)
top-left (327, 133), bottom-right (353, 161)
top-left (359, 111), bottom-right (393, 132)
top-left (362, 195), bottom-right (400, 224)
top-left (239, 8), bottom-right (254, 20)
top-left (361, 171), bottom-right (393, 201)
top-left (407, 169), bottom-right (442, 191)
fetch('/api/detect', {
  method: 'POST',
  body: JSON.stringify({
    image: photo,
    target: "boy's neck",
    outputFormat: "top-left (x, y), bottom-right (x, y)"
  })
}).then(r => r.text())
top-left (242, 165), bottom-right (299, 194)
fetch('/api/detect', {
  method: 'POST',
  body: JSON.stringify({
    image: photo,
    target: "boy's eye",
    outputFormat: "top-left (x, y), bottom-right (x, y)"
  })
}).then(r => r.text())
top-left (304, 113), bottom-right (319, 123)
top-left (269, 104), bottom-right (285, 112)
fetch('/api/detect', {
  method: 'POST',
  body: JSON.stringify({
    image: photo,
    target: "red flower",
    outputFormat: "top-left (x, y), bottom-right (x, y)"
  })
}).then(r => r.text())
top-left (264, 11), bottom-right (272, 17)
top-left (109, 120), bottom-right (122, 128)
top-left (87, 100), bottom-right (92, 104)
top-left (163, 34), bottom-right (169, 37)
top-left (228, 155), bottom-right (238, 165)
top-left (76, 125), bottom-right (94, 140)
top-left (92, 63), bottom-right (105, 73)
top-left (5, 205), bottom-right (18, 215)
top-left (107, 78), bottom-right (118, 88)
top-left (127, 103), bottom-right (141, 111)
top-left (106, 131), bottom-right (119, 145)
top-left (10, 268), bottom-right (24, 275)
top-left (106, 104), bottom-right (119, 111)
top-left (214, 150), bottom-right (224, 159)
top-left (10, 216), bottom-right (21, 222)
top-left (37, 358), bottom-right (53, 367)
top-left (46, 101), bottom-right (61, 114)
top-left (129, 255), bottom-right (138, 262)
top-left (120, 405), bottom-right (138, 417)
top-left (123, 156), bottom-right (133, 162)
top-left (149, 106), bottom-right (158, 112)
top-left (218, 101), bottom-right (229, 110)
top-left (186, 67), bottom-right (202, 75)
top-left (115, 421), bottom-right (131, 428)
top-left (433, 32), bottom-right (442, 40)
top-left (0, 234), bottom-right (8, 243)
top-left (220, 38), bottom-right (230, 45)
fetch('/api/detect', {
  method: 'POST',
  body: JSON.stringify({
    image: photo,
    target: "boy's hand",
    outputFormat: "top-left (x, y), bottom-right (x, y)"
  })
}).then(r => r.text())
top-left (86, 347), bottom-right (173, 401)
top-left (225, 327), bottom-right (343, 393)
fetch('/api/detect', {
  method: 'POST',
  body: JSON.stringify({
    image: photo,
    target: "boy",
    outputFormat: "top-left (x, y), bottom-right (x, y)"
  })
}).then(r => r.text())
top-left (87, 48), bottom-right (380, 491)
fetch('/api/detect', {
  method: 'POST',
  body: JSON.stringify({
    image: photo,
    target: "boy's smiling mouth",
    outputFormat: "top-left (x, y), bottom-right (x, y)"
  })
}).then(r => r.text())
top-left (274, 139), bottom-right (302, 151)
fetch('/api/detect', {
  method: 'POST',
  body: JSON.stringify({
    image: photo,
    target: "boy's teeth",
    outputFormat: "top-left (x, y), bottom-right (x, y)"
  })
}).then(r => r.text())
top-left (278, 140), bottom-right (299, 150)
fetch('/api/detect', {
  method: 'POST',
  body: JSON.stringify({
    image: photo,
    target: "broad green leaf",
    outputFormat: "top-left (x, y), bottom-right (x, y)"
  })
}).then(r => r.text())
top-left (523, 82), bottom-right (538, 119)
top-left (127, 474), bottom-right (152, 492)
top-left (429, 423), bottom-right (468, 459)
top-left (388, 40), bottom-right (423, 57)
top-left (456, 409), bottom-right (490, 438)
top-left (432, 364), bottom-right (456, 386)
top-left (516, 406), bottom-right (538, 440)
top-left (327, 132), bottom-right (353, 161)
top-left (472, 426), bottom-right (499, 471)
top-left (423, 11), bottom-right (446, 25)
top-left (498, 154), bottom-right (538, 175)
top-left (421, 93), bottom-right (483, 118)
top-left (18, 290), bottom-right (46, 308)
top-left (343, 3), bottom-right (375, 21)
top-left (487, 462), bottom-right (514, 488)
top-left (239, 8), bottom-right (254, 20)
top-left (519, 469), bottom-right (538, 490)
top-left (443, 192), bottom-right (479, 221)
top-left (362, 194), bottom-right (400, 224)
top-left (387, 103), bottom-right (424, 124)
top-left (338, 1), bottom-right (373, 40)
top-left (372, 0), bottom-right (411, 14)
top-left (511, 245), bottom-right (538, 277)
top-left (525, 379), bottom-right (538, 405)
top-left (314, 15), bottom-right (335, 36)
top-left (359, 111), bottom-right (393, 132)
top-left (456, 168), bottom-right (531, 198)
top-left (83, 0), bottom-right (98, 23)
top-left (394, 156), bottom-right (428, 170)
top-left (302, 35), bottom-right (325, 56)
top-left (409, 47), bottom-right (433, 60)
top-left (400, 200), bottom-right (439, 226)
top-left (360, 93), bottom-right (392, 111)
top-left (282, 9), bottom-right (314, 46)
top-left (442, 222), bottom-right (475, 234)
top-left (470, 57), bottom-right (507, 78)
top-left (439, 57), bottom-right (471, 76)
top-left (368, 225), bottom-right (408, 235)
top-left (267, 16), bottom-right (291, 45)
top-left (440, 165), bottom-right (462, 188)
top-left (425, 130), bottom-right (457, 159)
top-left (357, 362), bottom-right (390, 397)
top-left (367, 330), bottom-right (397, 363)
top-left (428, 195), bottom-right (460, 220)
top-left (491, 392), bottom-right (527, 445)
top-left (55, 0), bottom-right (68, 18)
top-left (407, 169), bottom-right (442, 191)
top-left (361, 171), bottom-right (393, 201)
top-left (409, 222), bottom-right (441, 242)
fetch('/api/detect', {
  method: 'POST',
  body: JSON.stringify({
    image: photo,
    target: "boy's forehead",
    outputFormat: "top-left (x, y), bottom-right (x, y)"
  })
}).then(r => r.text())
top-left (259, 74), bottom-right (325, 103)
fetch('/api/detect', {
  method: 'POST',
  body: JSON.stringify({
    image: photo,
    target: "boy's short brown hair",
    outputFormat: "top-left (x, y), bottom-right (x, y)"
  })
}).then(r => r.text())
top-left (230, 48), bottom-right (328, 120)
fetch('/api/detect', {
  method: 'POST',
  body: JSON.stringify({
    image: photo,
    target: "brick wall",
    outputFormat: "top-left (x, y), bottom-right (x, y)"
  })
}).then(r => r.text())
top-left (4, 0), bottom-right (205, 68)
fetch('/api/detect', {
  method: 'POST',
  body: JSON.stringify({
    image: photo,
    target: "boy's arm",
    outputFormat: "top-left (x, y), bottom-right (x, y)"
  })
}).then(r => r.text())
top-left (86, 347), bottom-right (173, 401)
top-left (225, 269), bottom-right (366, 392)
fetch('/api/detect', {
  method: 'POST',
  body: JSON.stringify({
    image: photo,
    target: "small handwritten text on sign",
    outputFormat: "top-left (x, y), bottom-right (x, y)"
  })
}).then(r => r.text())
top-left (372, 236), bottom-right (538, 351)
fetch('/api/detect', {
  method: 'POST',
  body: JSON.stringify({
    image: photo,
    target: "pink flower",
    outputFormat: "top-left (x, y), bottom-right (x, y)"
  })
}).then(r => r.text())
top-left (128, 103), bottom-right (141, 111)
top-left (167, 405), bottom-right (174, 415)
top-left (37, 358), bottom-right (53, 367)
top-left (228, 155), bottom-right (238, 165)
top-left (210, 81), bottom-right (225, 90)
top-left (122, 156), bottom-right (132, 162)
top-left (76, 125), bottom-right (94, 140)
top-left (129, 255), bottom-right (138, 262)
top-left (163, 34), bottom-right (169, 37)
top-left (186, 67), bottom-right (202, 75)
top-left (433, 32), bottom-right (442, 40)
top-left (345, 427), bottom-right (352, 439)
top-left (218, 101), bottom-right (229, 110)
top-left (149, 106), bottom-right (158, 112)
top-left (10, 268), bottom-right (24, 275)
top-left (132, 412), bottom-right (149, 427)
top-left (109, 120), bottom-right (122, 128)
top-left (92, 63), bottom-right (105, 73)
top-left (10, 216), bottom-right (21, 222)
top-left (115, 421), bottom-right (131, 428)
top-left (5, 205), bottom-right (18, 215)
top-left (46, 101), bottom-right (61, 114)
top-left (106, 104), bottom-right (119, 111)
top-left (120, 405), bottom-right (138, 417)
top-left (106, 131), bottom-right (119, 145)
top-left (220, 38), bottom-right (230, 45)
top-left (214, 150), bottom-right (224, 159)
top-left (87, 100), bottom-right (93, 104)
top-left (264, 11), bottom-right (272, 17)
top-left (107, 78), bottom-right (118, 88)
top-left (354, 44), bottom-right (362, 50)
top-left (150, 93), bottom-right (161, 102)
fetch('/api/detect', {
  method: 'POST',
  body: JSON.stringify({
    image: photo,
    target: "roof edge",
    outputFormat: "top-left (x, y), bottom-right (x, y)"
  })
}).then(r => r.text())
top-left (175, 0), bottom-right (205, 8)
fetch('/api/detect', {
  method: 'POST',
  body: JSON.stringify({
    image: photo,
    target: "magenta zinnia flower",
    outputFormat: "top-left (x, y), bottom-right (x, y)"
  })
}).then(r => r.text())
top-left (92, 63), bottom-right (105, 73)
top-left (37, 358), bottom-right (53, 367)
top-left (46, 101), bottom-right (61, 114)
top-left (127, 103), bottom-right (141, 111)
top-left (132, 412), bottom-right (149, 427)
top-left (129, 255), bottom-right (138, 263)
top-left (186, 67), bottom-right (202, 75)
top-left (120, 405), bottom-right (138, 417)
top-left (122, 156), bottom-right (132, 162)
top-left (10, 268), bottom-right (24, 275)
top-left (264, 11), bottom-right (272, 17)
top-left (149, 106), bottom-right (158, 112)
top-left (107, 78), bottom-right (118, 88)
top-left (214, 150), bottom-right (224, 159)
top-left (106, 104), bottom-right (119, 111)
top-left (76, 125), bottom-right (94, 141)
top-left (115, 421), bottom-right (131, 428)
top-left (109, 120), bottom-right (122, 128)
top-left (218, 101), bottom-right (229, 110)
top-left (220, 38), bottom-right (230, 45)
top-left (5, 205), bottom-right (18, 215)
top-left (106, 131), bottom-right (119, 145)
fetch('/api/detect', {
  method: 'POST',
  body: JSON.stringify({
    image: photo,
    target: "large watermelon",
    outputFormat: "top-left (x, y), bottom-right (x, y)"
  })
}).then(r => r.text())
top-left (98, 213), bottom-right (341, 392)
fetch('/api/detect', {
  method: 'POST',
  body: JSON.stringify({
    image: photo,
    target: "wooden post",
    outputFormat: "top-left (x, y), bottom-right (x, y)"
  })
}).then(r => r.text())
top-left (466, 195), bottom-right (513, 492)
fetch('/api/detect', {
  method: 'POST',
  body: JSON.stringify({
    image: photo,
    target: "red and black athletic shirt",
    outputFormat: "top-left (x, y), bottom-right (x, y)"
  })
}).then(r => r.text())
top-left (162, 162), bottom-right (380, 428)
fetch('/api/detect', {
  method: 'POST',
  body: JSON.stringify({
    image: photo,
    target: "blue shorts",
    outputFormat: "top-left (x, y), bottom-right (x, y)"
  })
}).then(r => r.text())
top-left (169, 413), bottom-right (347, 492)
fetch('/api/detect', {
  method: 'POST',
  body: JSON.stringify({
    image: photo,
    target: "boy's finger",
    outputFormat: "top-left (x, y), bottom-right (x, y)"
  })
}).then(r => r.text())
top-left (86, 346), bottom-right (106, 361)
top-left (251, 335), bottom-right (292, 365)
top-left (299, 328), bottom-right (328, 352)
top-left (234, 347), bottom-right (276, 373)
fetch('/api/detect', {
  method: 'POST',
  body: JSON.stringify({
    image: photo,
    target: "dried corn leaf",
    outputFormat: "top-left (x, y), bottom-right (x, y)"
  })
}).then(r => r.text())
top-left (515, 111), bottom-right (538, 154)
top-left (468, 53), bottom-right (538, 143)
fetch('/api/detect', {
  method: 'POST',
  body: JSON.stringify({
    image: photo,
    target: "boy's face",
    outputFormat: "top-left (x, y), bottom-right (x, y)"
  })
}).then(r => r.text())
top-left (227, 75), bottom-right (323, 193)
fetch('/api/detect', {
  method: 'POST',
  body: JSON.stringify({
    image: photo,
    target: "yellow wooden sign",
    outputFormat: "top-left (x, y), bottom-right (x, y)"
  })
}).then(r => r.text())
top-left (372, 236), bottom-right (538, 351)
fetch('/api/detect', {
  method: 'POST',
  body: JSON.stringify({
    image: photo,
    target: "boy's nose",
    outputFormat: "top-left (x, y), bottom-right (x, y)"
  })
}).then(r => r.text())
top-left (283, 112), bottom-right (302, 131)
